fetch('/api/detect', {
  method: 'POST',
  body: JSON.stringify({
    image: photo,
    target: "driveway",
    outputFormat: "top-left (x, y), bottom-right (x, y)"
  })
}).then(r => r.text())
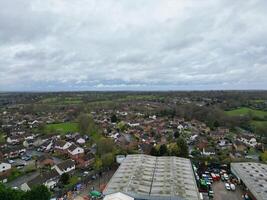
top-left (212, 181), bottom-right (243, 200)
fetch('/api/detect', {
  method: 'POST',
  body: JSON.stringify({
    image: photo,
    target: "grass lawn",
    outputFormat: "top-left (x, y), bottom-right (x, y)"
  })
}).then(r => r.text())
top-left (0, 132), bottom-right (5, 143)
top-left (251, 99), bottom-right (266, 103)
top-left (45, 122), bottom-right (79, 134)
top-left (251, 120), bottom-right (267, 128)
top-left (225, 107), bottom-right (267, 118)
top-left (39, 97), bottom-right (83, 104)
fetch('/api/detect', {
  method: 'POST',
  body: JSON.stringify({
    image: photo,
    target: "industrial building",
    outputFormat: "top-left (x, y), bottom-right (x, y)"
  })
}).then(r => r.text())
top-left (103, 154), bottom-right (200, 200)
top-left (231, 162), bottom-right (267, 200)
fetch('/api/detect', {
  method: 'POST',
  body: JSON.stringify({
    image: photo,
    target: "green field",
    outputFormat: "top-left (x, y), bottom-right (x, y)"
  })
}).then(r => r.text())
top-left (39, 97), bottom-right (83, 104)
top-left (45, 122), bottom-right (79, 134)
top-left (0, 132), bottom-right (5, 143)
top-left (251, 120), bottom-right (267, 128)
top-left (225, 107), bottom-right (267, 118)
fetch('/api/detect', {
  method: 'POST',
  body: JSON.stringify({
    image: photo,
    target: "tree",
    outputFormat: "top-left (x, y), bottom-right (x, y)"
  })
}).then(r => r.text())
top-left (78, 114), bottom-right (90, 134)
top-left (168, 143), bottom-right (180, 156)
top-left (101, 153), bottom-right (114, 168)
top-left (110, 114), bottom-right (118, 123)
top-left (117, 121), bottom-right (127, 132)
top-left (159, 144), bottom-right (168, 156)
top-left (0, 184), bottom-right (51, 200)
top-left (23, 185), bottom-right (51, 200)
top-left (176, 138), bottom-right (189, 158)
top-left (60, 173), bottom-right (70, 185)
top-left (255, 124), bottom-right (267, 140)
top-left (93, 158), bottom-right (103, 171)
top-left (77, 114), bottom-right (98, 135)
top-left (260, 151), bottom-right (267, 162)
top-left (150, 146), bottom-right (158, 156)
top-left (0, 183), bottom-right (24, 200)
top-left (96, 138), bottom-right (115, 156)
top-left (174, 131), bottom-right (180, 139)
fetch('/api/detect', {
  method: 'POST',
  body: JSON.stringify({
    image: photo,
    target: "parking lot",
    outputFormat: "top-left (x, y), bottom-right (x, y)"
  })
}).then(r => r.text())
top-left (212, 181), bottom-right (243, 200)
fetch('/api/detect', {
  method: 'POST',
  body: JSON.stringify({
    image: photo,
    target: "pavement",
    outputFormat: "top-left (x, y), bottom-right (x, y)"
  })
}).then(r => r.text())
top-left (212, 181), bottom-right (243, 200)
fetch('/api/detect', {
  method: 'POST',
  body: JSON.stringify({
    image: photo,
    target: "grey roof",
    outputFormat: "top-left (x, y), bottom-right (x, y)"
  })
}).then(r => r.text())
top-left (27, 169), bottom-right (59, 188)
top-left (56, 159), bottom-right (75, 171)
top-left (231, 162), bottom-right (267, 200)
top-left (103, 154), bottom-right (200, 200)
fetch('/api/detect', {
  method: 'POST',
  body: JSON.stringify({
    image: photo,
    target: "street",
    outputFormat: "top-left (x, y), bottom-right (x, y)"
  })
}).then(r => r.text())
top-left (7, 171), bottom-right (39, 188)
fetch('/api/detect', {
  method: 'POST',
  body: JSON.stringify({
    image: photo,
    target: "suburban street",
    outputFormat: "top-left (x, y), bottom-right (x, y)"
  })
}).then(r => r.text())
top-left (7, 171), bottom-right (39, 188)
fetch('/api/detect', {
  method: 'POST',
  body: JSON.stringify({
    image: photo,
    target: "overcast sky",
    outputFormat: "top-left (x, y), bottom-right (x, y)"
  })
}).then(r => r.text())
top-left (0, 0), bottom-right (267, 91)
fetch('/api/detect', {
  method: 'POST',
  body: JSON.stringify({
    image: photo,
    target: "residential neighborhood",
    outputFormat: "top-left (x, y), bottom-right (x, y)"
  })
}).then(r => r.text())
top-left (0, 92), bottom-right (267, 200)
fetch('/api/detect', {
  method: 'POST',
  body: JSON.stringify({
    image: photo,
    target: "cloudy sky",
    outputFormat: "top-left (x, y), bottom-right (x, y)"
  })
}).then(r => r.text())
top-left (0, 0), bottom-right (267, 91)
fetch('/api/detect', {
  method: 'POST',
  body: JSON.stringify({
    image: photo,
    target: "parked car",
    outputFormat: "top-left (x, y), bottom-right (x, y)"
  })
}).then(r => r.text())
top-left (225, 183), bottom-right (231, 190)
top-left (208, 190), bottom-right (214, 198)
top-left (83, 171), bottom-right (89, 177)
top-left (21, 155), bottom-right (31, 161)
top-left (223, 173), bottom-right (229, 181)
top-left (8, 160), bottom-right (15, 164)
top-left (230, 183), bottom-right (236, 191)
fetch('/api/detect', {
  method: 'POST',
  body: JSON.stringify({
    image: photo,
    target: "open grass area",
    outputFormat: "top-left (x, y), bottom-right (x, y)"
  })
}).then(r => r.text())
top-left (251, 120), bottom-right (267, 128)
top-left (39, 97), bottom-right (83, 104)
top-left (225, 107), bottom-right (267, 118)
top-left (0, 132), bottom-right (5, 143)
top-left (45, 122), bottom-right (79, 134)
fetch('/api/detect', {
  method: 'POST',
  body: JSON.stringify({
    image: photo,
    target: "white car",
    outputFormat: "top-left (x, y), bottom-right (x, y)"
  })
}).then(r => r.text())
top-left (8, 160), bottom-right (15, 164)
top-left (230, 183), bottom-right (236, 191)
top-left (223, 173), bottom-right (229, 180)
top-left (225, 183), bottom-right (231, 190)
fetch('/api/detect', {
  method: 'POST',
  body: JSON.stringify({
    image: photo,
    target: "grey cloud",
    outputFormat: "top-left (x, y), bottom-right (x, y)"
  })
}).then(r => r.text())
top-left (0, 0), bottom-right (267, 91)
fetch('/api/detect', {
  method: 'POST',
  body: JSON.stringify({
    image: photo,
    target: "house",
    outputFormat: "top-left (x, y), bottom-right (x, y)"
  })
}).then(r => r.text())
top-left (21, 169), bottom-right (60, 191)
top-left (67, 144), bottom-right (84, 159)
top-left (23, 139), bottom-right (34, 148)
top-left (0, 162), bottom-right (12, 183)
top-left (1, 146), bottom-right (26, 159)
top-left (37, 154), bottom-right (54, 168)
top-left (237, 135), bottom-right (258, 147)
top-left (33, 135), bottom-right (52, 147)
top-left (76, 137), bottom-right (85, 145)
top-left (52, 159), bottom-right (75, 175)
top-left (76, 153), bottom-right (95, 168)
top-left (202, 147), bottom-right (216, 156)
top-left (7, 135), bottom-right (21, 144)
top-left (54, 140), bottom-right (72, 152)
top-left (233, 140), bottom-right (247, 152)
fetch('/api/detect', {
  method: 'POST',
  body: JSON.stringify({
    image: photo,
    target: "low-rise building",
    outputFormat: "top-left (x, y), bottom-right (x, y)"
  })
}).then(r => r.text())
top-left (0, 162), bottom-right (11, 183)
top-left (21, 169), bottom-right (60, 191)
top-left (52, 159), bottom-right (75, 175)
top-left (103, 154), bottom-right (200, 200)
top-left (67, 144), bottom-right (84, 159)
top-left (54, 140), bottom-right (72, 152)
top-left (231, 162), bottom-right (267, 200)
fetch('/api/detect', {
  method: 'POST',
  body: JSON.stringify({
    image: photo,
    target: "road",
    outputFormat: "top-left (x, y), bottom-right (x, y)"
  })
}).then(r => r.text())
top-left (7, 171), bottom-right (39, 188)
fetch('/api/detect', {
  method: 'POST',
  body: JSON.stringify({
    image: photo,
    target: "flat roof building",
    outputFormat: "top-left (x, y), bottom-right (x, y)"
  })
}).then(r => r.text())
top-left (103, 154), bottom-right (200, 200)
top-left (231, 162), bottom-right (267, 200)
